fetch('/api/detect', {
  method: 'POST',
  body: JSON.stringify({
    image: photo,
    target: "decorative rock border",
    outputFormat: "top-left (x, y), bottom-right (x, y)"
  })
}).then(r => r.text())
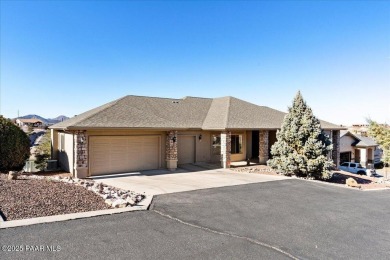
top-left (20, 174), bottom-right (146, 208)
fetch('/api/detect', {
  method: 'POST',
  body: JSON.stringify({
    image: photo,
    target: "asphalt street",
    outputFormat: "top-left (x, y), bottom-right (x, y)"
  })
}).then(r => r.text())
top-left (1, 179), bottom-right (389, 260)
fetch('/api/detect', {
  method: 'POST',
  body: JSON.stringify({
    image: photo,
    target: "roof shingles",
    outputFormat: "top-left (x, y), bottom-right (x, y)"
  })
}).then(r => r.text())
top-left (51, 95), bottom-right (344, 130)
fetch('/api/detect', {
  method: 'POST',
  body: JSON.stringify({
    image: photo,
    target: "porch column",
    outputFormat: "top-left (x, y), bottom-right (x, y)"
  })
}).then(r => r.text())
top-left (221, 131), bottom-right (231, 168)
top-left (332, 130), bottom-right (340, 169)
top-left (166, 130), bottom-right (178, 170)
top-left (259, 130), bottom-right (269, 165)
top-left (360, 148), bottom-right (367, 167)
top-left (370, 148), bottom-right (375, 164)
top-left (74, 130), bottom-right (88, 178)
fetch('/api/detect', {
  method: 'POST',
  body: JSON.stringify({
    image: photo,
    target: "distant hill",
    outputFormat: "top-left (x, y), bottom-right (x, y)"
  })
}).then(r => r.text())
top-left (51, 115), bottom-right (69, 122)
top-left (18, 114), bottom-right (69, 125)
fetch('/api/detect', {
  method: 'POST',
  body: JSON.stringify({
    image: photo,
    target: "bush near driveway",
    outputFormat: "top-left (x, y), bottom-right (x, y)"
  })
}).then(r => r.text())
top-left (0, 116), bottom-right (30, 172)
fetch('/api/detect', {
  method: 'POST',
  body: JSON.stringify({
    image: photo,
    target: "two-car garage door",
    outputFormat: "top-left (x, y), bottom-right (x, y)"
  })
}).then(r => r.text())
top-left (89, 136), bottom-right (160, 176)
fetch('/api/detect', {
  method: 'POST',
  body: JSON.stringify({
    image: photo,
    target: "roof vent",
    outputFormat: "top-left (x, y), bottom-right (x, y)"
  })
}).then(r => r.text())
top-left (172, 101), bottom-right (180, 104)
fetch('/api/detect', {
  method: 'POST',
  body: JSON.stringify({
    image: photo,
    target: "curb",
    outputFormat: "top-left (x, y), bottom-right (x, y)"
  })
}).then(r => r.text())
top-left (295, 178), bottom-right (390, 191)
top-left (294, 178), bottom-right (360, 190)
top-left (0, 195), bottom-right (153, 229)
top-left (360, 187), bottom-right (390, 191)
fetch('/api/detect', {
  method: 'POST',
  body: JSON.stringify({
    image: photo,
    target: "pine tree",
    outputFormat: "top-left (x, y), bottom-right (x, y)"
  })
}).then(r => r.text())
top-left (267, 91), bottom-right (334, 179)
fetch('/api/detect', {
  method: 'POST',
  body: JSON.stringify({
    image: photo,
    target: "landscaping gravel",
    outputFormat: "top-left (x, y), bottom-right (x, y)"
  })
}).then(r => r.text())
top-left (231, 164), bottom-right (279, 175)
top-left (0, 173), bottom-right (110, 221)
top-left (231, 165), bottom-right (390, 190)
top-left (329, 171), bottom-right (390, 190)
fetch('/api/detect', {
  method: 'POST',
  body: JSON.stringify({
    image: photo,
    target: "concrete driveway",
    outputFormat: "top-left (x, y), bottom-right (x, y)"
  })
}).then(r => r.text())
top-left (92, 164), bottom-right (288, 195)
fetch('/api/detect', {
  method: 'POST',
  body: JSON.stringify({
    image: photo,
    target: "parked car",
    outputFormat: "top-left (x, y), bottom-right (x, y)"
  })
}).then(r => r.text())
top-left (339, 162), bottom-right (376, 176)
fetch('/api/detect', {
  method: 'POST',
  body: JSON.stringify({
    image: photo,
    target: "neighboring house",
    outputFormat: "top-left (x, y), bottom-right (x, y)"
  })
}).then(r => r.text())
top-left (49, 95), bottom-right (344, 178)
top-left (16, 118), bottom-right (43, 128)
top-left (349, 124), bottom-right (369, 137)
top-left (340, 130), bottom-right (380, 167)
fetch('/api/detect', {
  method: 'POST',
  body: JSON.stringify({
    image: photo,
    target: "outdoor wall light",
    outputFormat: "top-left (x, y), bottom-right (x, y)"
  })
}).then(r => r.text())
top-left (80, 136), bottom-right (85, 144)
top-left (171, 136), bottom-right (177, 143)
top-left (199, 134), bottom-right (202, 141)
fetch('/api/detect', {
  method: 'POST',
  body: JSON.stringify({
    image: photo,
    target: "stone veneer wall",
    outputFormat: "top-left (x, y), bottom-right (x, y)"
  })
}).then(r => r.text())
top-left (259, 130), bottom-right (269, 164)
top-left (166, 130), bottom-right (178, 170)
top-left (75, 130), bottom-right (88, 168)
top-left (166, 130), bottom-right (178, 160)
top-left (332, 130), bottom-right (340, 168)
top-left (221, 131), bottom-right (231, 168)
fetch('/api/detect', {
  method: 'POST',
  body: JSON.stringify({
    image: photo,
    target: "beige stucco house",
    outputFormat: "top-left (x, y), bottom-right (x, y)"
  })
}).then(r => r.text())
top-left (340, 130), bottom-right (379, 167)
top-left (16, 118), bottom-right (43, 128)
top-left (50, 95), bottom-right (344, 178)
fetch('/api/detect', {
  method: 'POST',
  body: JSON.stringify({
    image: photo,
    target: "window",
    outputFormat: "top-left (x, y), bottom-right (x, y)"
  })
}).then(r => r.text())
top-left (350, 163), bottom-right (356, 168)
top-left (231, 135), bottom-right (242, 154)
top-left (341, 163), bottom-right (349, 167)
top-left (212, 135), bottom-right (221, 155)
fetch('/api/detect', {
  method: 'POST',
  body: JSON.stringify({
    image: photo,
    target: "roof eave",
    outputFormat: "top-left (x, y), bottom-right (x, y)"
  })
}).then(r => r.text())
top-left (63, 126), bottom-right (205, 131)
top-left (321, 126), bottom-right (348, 130)
top-left (355, 144), bottom-right (378, 148)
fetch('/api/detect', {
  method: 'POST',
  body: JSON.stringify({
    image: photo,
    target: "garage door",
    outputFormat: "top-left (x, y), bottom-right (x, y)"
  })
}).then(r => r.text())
top-left (89, 136), bottom-right (160, 176)
top-left (178, 136), bottom-right (195, 164)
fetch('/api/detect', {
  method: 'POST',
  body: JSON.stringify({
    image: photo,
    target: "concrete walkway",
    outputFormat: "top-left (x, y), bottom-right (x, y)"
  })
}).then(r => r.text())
top-left (92, 164), bottom-right (288, 195)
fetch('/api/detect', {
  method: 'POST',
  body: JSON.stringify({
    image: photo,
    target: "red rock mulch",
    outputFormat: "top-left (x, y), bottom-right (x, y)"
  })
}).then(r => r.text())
top-left (231, 165), bottom-right (390, 190)
top-left (0, 173), bottom-right (110, 221)
top-left (328, 171), bottom-right (390, 190)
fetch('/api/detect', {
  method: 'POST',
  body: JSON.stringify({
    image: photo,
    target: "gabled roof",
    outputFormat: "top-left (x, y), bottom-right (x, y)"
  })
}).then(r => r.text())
top-left (52, 96), bottom-right (213, 129)
top-left (51, 95), bottom-right (344, 130)
top-left (17, 118), bottom-right (43, 124)
top-left (340, 130), bottom-right (378, 147)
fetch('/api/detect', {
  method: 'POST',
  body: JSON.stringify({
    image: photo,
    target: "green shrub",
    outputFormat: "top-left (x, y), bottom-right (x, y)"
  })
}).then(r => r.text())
top-left (0, 116), bottom-right (30, 172)
top-left (35, 131), bottom-right (51, 171)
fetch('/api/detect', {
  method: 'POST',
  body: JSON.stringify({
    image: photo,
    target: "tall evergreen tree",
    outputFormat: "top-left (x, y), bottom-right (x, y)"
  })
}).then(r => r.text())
top-left (268, 91), bottom-right (334, 179)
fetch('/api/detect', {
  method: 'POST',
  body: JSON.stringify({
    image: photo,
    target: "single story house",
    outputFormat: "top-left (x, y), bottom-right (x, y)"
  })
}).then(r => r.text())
top-left (16, 118), bottom-right (43, 128)
top-left (50, 95), bottom-right (344, 178)
top-left (340, 130), bottom-right (380, 167)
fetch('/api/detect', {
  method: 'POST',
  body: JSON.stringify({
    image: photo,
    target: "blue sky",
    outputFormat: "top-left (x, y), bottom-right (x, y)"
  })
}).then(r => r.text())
top-left (1, 1), bottom-right (389, 125)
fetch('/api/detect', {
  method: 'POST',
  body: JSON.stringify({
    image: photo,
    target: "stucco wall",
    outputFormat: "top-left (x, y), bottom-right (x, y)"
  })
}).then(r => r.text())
top-left (340, 135), bottom-right (355, 153)
top-left (177, 130), bottom-right (212, 163)
top-left (58, 132), bottom-right (74, 173)
top-left (51, 129), bottom-right (59, 160)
